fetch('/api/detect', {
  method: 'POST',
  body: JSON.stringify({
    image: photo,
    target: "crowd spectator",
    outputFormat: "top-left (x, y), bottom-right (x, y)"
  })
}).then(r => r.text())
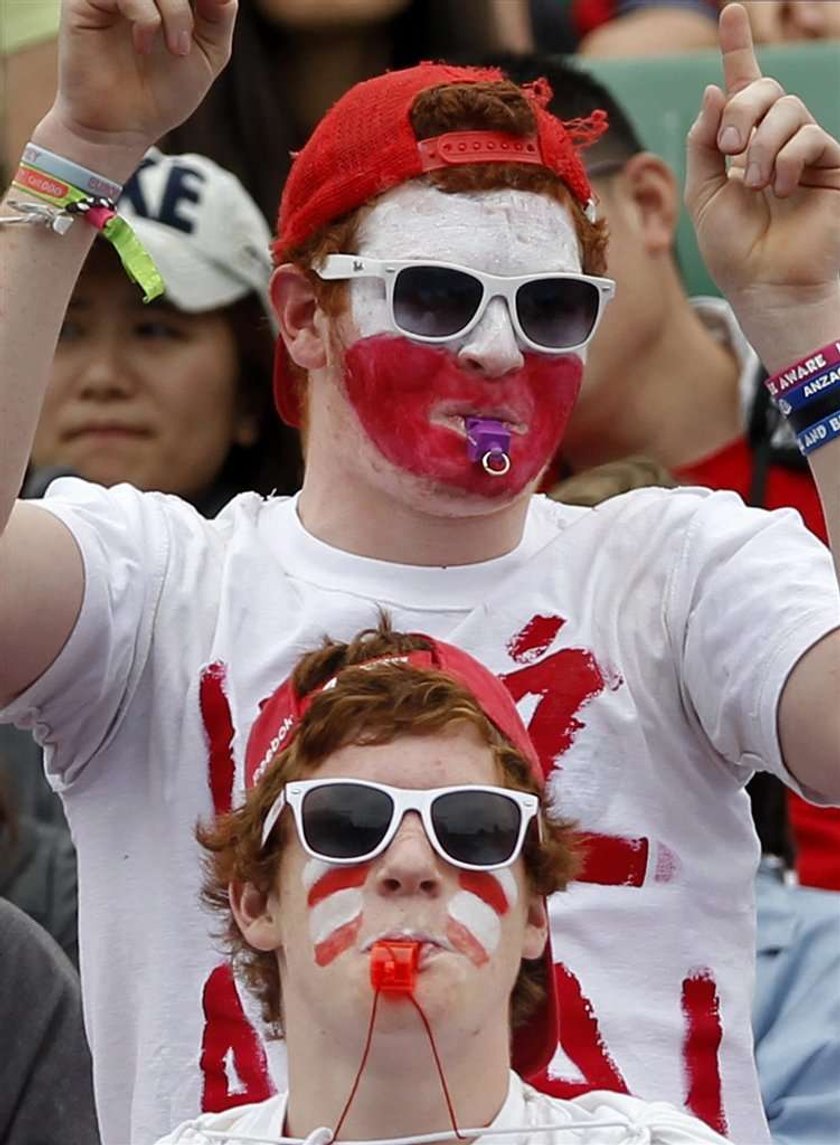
top-left (158, 622), bottom-right (728, 1144)
top-left (25, 144), bottom-right (301, 509)
top-left (530, 0), bottom-right (840, 56)
top-left (1, 2), bottom-right (838, 1141)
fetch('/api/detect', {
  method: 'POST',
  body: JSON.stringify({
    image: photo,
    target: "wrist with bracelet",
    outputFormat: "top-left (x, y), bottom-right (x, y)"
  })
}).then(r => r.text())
top-left (1, 144), bottom-right (163, 303)
top-left (764, 340), bottom-right (840, 456)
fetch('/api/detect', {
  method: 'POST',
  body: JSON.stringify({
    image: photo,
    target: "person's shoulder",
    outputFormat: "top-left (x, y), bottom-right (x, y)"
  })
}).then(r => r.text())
top-left (38, 477), bottom-right (289, 543)
top-left (537, 483), bottom-right (739, 526)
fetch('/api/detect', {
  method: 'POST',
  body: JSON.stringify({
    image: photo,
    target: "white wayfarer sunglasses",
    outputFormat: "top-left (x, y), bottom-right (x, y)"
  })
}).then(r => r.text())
top-left (261, 778), bottom-right (540, 872)
top-left (315, 255), bottom-right (615, 354)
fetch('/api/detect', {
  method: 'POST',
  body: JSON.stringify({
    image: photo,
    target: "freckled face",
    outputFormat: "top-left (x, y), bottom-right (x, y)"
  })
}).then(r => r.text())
top-left (271, 729), bottom-right (545, 1053)
top-left (322, 184), bottom-right (586, 502)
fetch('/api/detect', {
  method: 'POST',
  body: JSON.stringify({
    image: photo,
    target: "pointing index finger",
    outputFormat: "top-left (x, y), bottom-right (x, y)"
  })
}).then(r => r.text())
top-left (719, 2), bottom-right (762, 95)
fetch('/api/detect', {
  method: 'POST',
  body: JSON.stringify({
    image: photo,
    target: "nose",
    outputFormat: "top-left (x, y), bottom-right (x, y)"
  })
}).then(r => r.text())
top-left (457, 297), bottom-right (524, 378)
top-left (374, 813), bottom-right (444, 899)
top-left (76, 337), bottom-right (135, 400)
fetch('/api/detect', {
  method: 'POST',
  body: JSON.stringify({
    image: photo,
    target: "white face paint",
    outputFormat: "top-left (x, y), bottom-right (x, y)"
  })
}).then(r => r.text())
top-left (302, 857), bottom-right (369, 967)
top-left (348, 183), bottom-right (583, 344)
top-left (445, 867), bottom-right (519, 966)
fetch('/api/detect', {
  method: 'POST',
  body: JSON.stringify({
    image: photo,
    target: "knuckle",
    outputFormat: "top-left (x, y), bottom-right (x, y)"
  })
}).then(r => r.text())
top-left (778, 93), bottom-right (808, 118)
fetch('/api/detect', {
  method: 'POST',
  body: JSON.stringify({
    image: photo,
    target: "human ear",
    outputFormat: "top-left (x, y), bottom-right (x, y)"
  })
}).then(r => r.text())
top-left (619, 151), bottom-right (680, 253)
top-left (521, 894), bottom-right (549, 961)
top-left (270, 264), bottom-right (329, 373)
top-left (228, 880), bottom-right (284, 953)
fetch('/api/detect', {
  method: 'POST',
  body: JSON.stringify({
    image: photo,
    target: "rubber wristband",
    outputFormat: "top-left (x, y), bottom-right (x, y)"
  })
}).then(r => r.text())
top-left (764, 339), bottom-right (840, 399)
top-left (797, 410), bottom-right (840, 455)
top-left (786, 386), bottom-right (840, 434)
top-left (776, 364), bottom-right (840, 415)
top-left (22, 143), bottom-right (123, 202)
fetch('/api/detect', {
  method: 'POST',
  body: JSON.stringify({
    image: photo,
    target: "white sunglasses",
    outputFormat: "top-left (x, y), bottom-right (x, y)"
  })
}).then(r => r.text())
top-left (315, 255), bottom-right (615, 354)
top-left (261, 778), bottom-right (540, 872)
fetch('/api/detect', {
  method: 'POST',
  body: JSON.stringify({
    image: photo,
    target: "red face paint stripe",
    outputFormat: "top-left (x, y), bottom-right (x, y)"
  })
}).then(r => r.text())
top-left (445, 918), bottom-right (489, 967)
top-left (458, 870), bottom-right (510, 915)
top-left (307, 864), bottom-right (370, 909)
top-left (314, 916), bottom-right (363, 967)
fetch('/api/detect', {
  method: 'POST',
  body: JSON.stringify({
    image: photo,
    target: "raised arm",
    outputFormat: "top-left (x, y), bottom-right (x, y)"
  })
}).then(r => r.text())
top-left (684, 2), bottom-right (840, 799)
top-left (0, 0), bottom-right (237, 705)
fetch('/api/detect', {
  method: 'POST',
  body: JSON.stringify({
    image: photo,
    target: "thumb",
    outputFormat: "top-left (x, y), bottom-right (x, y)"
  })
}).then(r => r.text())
top-left (684, 84), bottom-right (729, 218)
top-left (191, 0), bottom-right (238, 70)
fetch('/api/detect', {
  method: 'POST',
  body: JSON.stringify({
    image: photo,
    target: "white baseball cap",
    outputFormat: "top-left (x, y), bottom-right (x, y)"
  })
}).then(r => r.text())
top-left (117, 147), bottom-right (274, 322)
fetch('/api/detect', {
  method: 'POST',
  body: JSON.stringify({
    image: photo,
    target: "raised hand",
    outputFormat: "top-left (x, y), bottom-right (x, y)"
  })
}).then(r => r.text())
top-left (36, 0), bottom-right (237, 176)
top-left (685, 2), bottom-right (840, 331)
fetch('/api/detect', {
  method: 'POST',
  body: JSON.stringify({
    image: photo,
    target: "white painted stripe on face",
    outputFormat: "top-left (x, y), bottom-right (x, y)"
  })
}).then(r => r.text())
top-left (309, 887), bottom-right (364, 948)
top-left (495, 867), bottom-right (518, 909)
top-left (448, 890), bottom-right (501, 956)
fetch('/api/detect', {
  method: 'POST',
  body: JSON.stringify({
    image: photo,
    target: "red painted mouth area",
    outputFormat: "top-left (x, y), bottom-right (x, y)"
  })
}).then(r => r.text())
top-left (343, 336), bottom-right (583, 497)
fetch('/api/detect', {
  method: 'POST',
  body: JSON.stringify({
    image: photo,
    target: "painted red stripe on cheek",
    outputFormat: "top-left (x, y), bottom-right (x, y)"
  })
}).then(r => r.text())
top-left (445, 918), bottom-right (489, 967)
top-left (307, 864), bottom-right (370, 909)
top-left (458, 870), bottom-right (509, 915)
top-left (314, 917), bottom-right (363, 967)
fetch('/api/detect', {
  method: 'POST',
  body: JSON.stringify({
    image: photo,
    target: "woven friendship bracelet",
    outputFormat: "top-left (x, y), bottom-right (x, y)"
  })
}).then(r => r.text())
top-left (796, 409), bottom-right (840, 456)
top-left (22, 143), bottom-right (123, 202)
top-left (10, 163), bottom-right (164, 303)
top-left (764, 339), bottom-right (840, 399)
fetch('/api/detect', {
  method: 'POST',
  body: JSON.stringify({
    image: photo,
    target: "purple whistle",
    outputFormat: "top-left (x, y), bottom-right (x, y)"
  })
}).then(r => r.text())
top-left (465, 417), bottom-right (511, 464)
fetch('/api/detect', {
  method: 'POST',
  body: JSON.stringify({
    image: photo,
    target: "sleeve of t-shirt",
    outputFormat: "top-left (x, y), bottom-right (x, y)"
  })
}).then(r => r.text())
top-left (0, 479), bottom-right (182, 787)
top-left (665, 490), bottom-right (840, 804)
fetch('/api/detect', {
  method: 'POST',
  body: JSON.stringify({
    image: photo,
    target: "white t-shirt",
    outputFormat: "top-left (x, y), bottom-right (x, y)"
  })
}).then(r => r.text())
top-left (3, 482), bottom-right (838, 1144)
top-left (155, 1070), bottom-right (730, 1144)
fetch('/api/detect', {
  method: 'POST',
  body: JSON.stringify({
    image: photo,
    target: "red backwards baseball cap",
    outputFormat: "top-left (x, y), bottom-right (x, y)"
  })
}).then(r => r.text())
top-left (244, 634), bottom-right (559, 1082)
top-left (272, 61), bottom-right (607, 426)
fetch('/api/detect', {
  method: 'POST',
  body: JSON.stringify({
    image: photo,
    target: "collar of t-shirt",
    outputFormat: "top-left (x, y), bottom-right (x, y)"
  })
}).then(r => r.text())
top-left (265, 493), bottom-right (575, 613)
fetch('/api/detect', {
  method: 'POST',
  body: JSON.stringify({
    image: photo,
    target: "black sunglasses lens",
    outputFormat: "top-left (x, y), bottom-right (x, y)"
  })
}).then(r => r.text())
top-left (301, 784), bottom-right (393, 860)
top-left (517, 277), bottom-right (599, 349)
top-left (393, 266), bottom-right (483, 339)
top-left (431, 790), bottom-right (522, 866)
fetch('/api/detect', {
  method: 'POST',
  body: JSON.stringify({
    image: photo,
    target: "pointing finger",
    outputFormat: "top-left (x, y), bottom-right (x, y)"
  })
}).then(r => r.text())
top-left (719, 2), bottom-right (762, 96)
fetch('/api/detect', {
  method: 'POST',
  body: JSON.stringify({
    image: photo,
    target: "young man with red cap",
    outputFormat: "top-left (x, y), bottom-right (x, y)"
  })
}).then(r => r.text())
top-left (0, 2), bottom-right (838, 1143)
top-left (157, 622), bottom-right (728, 1144)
